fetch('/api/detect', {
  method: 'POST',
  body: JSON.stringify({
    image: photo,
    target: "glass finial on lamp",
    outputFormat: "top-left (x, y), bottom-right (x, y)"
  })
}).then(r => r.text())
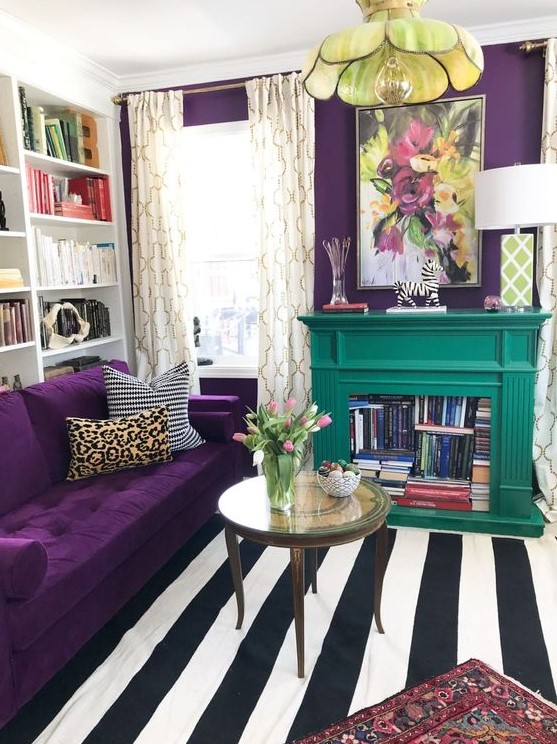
top-left (375, 56), bottom-right (413, 105)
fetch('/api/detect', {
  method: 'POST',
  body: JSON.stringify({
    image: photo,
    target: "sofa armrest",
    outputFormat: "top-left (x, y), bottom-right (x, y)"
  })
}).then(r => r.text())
top-left (189, 395), bottom-right (243, 435)
top-left (0, 538), bottom-right (48, 599)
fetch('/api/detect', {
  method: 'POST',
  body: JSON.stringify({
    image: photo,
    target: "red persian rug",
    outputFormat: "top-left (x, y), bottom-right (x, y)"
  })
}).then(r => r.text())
top-left (289, 659), bottom-right (557, 743)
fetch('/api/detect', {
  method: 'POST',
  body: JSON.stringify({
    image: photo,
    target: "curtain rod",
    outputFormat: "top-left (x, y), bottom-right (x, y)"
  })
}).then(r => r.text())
top-left (111, 80), bottom-right (246, 105)
top-left (519, 39), bottom-right (548, 53)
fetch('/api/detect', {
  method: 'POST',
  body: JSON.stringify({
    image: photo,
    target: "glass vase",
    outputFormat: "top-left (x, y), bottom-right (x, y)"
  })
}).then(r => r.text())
top-left (323, 236), bottom-right (351, 305)
top-left (262, 453), bottom-right (296, 512)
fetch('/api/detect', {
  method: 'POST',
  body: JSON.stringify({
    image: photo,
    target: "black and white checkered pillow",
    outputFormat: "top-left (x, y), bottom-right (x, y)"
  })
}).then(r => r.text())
top-left (102, 363), bottom-right (204, 452)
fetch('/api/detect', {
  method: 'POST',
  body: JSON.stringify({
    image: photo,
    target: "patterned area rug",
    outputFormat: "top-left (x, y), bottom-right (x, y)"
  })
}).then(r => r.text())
top-left (289, 658), bottom-right (557, 743)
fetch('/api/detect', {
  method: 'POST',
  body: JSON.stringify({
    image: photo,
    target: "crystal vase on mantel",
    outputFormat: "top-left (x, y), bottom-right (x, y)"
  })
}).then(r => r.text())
top-left (323, 236), bottom-right (351, 305)
top-left (262, 452), bottom-right (296, 512)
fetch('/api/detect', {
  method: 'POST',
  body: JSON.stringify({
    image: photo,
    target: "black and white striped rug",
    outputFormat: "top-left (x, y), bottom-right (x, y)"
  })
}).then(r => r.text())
top-left (3, 515), bottom-right (557, 744)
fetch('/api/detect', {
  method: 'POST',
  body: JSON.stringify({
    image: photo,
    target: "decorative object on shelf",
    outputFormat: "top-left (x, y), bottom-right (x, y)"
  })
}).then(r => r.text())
top-left (475, 163), bottom-right (557, 308)
top-left (484, 295), bottom-right (503, 312)
top-left (41, 302), bottom-right (90, 350)
top-left (0, 376), bottom-right (10, 392)
top-left (317, 460), bottom-right (361, 498)
top-left (12, 374), bottom-right (22, 390)
top-left (233, 398), bottom-right (332, 511)
top-left (393, 259), bottom-right (444, 308)
top-left (0, 191), bottom-right (8, 231)
top-left (357, 96), bottom-right (484, 288)
top-left (301, 0), bottom-right (484, 107)
top-left (323, 236), bottom-right (351, 305)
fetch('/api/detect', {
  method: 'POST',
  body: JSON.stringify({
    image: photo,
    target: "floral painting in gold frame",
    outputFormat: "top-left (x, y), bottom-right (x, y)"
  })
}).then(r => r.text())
top-left (357, 95), bottom-right (484, 289)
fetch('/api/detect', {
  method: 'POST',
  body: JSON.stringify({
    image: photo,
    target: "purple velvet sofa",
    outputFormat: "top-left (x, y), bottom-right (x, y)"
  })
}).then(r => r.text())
top-left (0, 359), bottom-right (243, 728)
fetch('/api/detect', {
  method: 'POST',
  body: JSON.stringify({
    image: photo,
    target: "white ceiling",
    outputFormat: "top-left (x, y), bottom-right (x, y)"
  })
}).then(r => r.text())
top-left (0, 0), bottom-right (556, 83)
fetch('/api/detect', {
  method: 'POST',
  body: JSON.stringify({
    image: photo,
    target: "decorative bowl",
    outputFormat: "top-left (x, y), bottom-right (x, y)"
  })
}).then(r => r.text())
top-left (317, 471), bottom-right (361, 498)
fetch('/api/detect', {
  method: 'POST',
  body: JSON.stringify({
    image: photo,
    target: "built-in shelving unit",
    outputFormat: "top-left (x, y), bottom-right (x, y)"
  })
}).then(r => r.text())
top-left (0, 72), bottom-right (131, 385)
top-left (299, 309), bottom-right (550, 538)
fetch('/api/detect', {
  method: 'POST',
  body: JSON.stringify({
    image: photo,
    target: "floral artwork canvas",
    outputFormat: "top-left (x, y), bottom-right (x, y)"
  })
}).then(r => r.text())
top-left (357, 96), bottom-right (484, 288)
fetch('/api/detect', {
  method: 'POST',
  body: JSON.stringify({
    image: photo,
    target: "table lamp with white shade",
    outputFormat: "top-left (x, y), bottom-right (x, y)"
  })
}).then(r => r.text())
top-left (475, 163), bottom-right (557, 308)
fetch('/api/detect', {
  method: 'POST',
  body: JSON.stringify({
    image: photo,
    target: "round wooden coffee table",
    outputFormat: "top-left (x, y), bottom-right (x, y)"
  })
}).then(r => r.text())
top-left (218, 471), bottom-right (392, 677)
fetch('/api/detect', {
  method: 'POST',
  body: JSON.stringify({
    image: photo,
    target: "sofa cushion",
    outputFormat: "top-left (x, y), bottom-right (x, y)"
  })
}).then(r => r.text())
top-left (0, 538), bottom-right (48, 599)
top-left (1, 440), bottom-right (232, 651)
top-left (66, 406), bottom-right (172, 480)
top-left (103, 363), bottom-right (204, 452)
top-left (188, 410), bottom-right (235, 442)
top-left (0, 393), bottom-right (51, 516)
top-left (20, 360), bottom-right (130, 484)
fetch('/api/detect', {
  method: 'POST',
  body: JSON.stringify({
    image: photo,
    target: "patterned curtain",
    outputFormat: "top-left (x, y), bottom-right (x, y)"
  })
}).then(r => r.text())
top-left (127, 91), bottom-right (198, 385)
top-left (534, 38), bottom-right (557, 518)
top-left (245, 72), bottom-right (315, 413)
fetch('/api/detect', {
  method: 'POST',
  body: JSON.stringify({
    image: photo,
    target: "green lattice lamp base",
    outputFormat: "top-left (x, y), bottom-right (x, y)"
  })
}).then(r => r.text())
top-left (500, 232), bottom-right (533, 307)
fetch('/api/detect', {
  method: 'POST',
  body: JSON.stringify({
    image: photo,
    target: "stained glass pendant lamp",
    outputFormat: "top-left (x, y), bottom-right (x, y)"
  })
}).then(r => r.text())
top-left (301, 0), bottom-right (484, 107)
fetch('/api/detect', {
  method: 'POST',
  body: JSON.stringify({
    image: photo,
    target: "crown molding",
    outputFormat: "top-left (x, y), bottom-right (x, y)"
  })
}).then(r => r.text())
top-left (471, 16), bottom-right (557, 46)
top-left (113, 49), bottom-right (308, 94)
top-left (0, 9), bottom-right (120, 117)
top-left (114, 16), bottom-right (557, 94)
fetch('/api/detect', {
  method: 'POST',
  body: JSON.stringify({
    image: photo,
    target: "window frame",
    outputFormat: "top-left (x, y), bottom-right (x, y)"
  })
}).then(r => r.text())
top-left (182, 119), bottom-right (258, 379)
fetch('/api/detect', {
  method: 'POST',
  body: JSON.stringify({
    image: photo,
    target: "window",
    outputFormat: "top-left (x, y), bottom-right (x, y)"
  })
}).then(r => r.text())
top-left (182, 120), bottom-right (258, 376)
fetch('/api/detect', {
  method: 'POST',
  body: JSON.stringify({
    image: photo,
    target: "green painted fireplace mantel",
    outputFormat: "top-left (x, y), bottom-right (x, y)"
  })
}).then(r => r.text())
top-left (299, 308), bottom-right (551, 538)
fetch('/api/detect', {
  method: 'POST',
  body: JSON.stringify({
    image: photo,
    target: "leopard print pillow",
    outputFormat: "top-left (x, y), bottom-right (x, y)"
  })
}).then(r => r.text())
top-left (66, 406), bottom-right (172, 481)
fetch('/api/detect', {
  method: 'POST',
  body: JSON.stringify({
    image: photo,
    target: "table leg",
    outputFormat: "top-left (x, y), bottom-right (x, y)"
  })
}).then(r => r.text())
top-left (310, 548), bottom-right (318, 594)
top-left (224, 525), bottom-right (244, 630)
top-left (374, 521), bottom-right (388, 634)
top-left (290, 547), bottom-right (305, 678)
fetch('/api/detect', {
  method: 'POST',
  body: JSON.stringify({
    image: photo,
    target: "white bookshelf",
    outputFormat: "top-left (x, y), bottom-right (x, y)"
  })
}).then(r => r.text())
top-left (0, 71), bottom-right (132, 385)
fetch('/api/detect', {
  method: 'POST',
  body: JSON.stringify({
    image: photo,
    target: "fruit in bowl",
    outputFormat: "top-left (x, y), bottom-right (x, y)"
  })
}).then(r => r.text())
top-left (317, 460), bottom-right (361, 498)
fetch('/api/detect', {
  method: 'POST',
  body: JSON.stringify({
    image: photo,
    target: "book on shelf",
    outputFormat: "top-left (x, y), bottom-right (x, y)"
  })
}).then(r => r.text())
top-left (404, 477), bottom-right (471, 501)
top-left (28, 105), bottom-right (47, 155)
top-left (54, 201), bottom-right (95, 220)
top-left (378, 469), bottom-right (409, 482)
top-left (393, 496), bottom-right (472, 511)
top-left (68, 176), bottom-right (112, 222)
top-left (0, 299), bottom-right (31, 347)
top-left (55, 355), bottom-right (102, 371)
top-left (45, 118), bottom-right (69, 160)
top-left (0, 269), bottom-right (24, 288)
top-left (414, 422), bottom-right (475, 436)
top-left (18, 86), bottom-right (32, 151)
top-left (43, 365), bottom-right (75, 381)
top-left (355, 448), bottom-right (414, 462)
top-left (34, 230), bottom-right (117, 286)
top-left (322, 302), bottom-right (369, 313)
top-left (471, 461), bottom-right (490, 483)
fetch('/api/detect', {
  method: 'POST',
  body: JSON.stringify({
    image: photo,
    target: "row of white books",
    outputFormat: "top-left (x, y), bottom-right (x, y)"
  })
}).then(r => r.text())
top-left (34, 228), bottom-right (117, 287)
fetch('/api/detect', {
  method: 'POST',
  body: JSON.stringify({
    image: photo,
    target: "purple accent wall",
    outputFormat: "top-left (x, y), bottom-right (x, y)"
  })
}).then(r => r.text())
top-left (118, 42), bottom-right (546, 404)
top-left (314, 43), bottom-right (545, 309)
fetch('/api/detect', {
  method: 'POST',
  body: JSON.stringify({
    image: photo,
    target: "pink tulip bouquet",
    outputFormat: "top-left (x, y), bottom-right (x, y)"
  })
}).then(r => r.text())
top-left (233, 398), bottom-right (332, 468)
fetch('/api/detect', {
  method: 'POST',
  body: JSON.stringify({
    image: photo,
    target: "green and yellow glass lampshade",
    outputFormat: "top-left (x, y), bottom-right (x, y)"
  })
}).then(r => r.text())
top-left (301, 0), bottom-right (484, 106)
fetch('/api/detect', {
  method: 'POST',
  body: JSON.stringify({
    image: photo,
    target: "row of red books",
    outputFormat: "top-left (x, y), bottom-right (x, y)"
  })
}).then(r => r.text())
top-left (25, 165), bottom-right (112, 222)
top-left (393, 477), bottom-right (472, 512)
